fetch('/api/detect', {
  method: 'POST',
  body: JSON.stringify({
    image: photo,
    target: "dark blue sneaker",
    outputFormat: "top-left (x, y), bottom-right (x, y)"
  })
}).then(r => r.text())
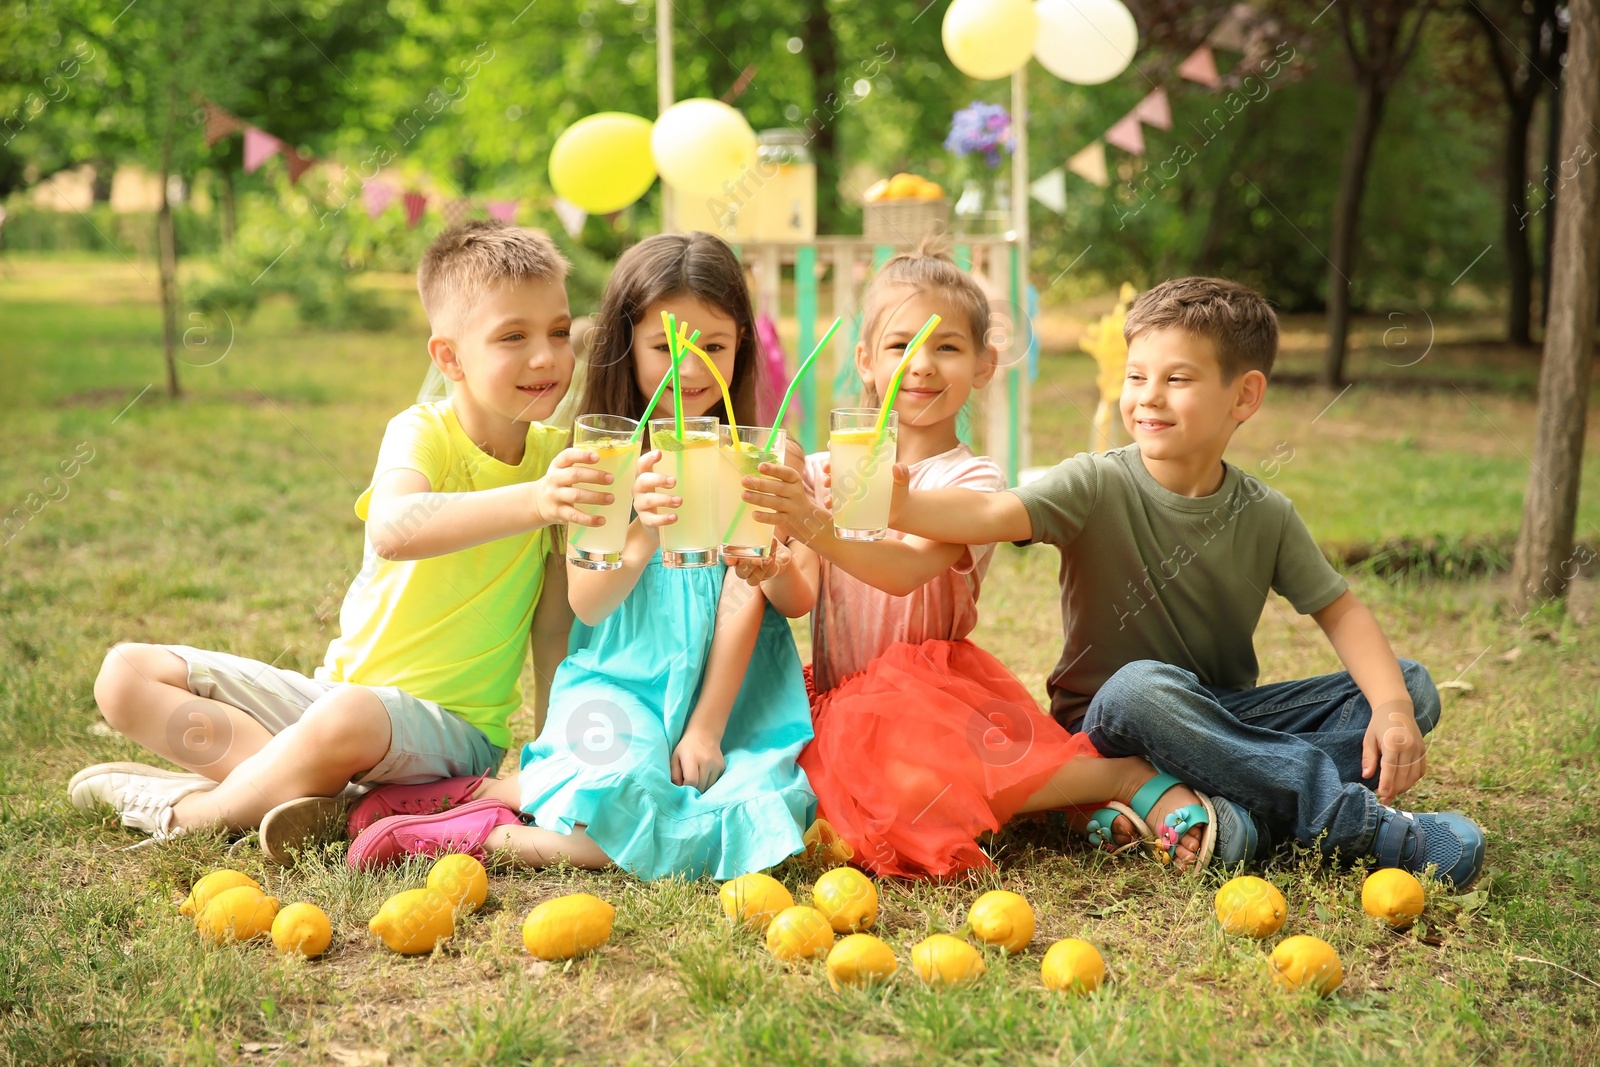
top-left (1370, 808), bottom-right (1485, 888)
top-left (1209, 795), bottom-right (1262, 865)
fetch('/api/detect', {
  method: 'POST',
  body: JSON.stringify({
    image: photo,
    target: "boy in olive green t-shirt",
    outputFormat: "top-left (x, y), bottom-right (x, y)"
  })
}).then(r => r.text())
top-left (70, 222), bottom-right (622, 862)
top-left (892, 277), bottom-right (1484, 887)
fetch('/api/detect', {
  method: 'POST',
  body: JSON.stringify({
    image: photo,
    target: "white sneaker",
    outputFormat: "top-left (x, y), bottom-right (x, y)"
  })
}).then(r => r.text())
top-left (68, 762), bottom-right (216, 841)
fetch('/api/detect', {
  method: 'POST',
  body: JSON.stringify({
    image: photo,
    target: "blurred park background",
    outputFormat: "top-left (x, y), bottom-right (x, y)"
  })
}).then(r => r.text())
top-left (2, 1), bottom-right (1598, 1064)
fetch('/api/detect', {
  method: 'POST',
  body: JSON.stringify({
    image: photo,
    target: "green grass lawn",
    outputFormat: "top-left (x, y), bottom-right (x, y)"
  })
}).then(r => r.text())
top-left (2, 256), bottom-right (1597, 1065)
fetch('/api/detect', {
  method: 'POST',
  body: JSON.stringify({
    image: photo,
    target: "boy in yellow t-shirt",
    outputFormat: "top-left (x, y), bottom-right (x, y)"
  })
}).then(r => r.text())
top-left (69, 221), bottom-right (620, 862)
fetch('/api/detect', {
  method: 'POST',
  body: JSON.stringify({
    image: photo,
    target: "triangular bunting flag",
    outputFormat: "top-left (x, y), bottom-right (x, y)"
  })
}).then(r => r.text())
top-left (285, 146), bottom-right (316, 184)
top-left (1029, 168), bottom-right (1067, 214)
top-left (1208, 3), bottom-right (1254, 52)
top-left (363, 180), bottom-right (395, 219)
top-left (551, 197), bottom-right (588, 239)
top-left (202, 102), bottom-right (243, 147)
top-left (1133, 88), bottom-right (1173, 131)
top-left (442, 198), bottom-right (473, 227)
top-left (242, 127), bottom-right (285, 174)
top-left (1066, 142), bottom-right (1109, 188)
top-left (485, 199), bottom-right (519, 223)
top-left (1178, 45), bottom-right (1222, 89)
top-left (1104, 112), bottom-right (1146, 155)
top-left (402, 191), bottom-right (427, 229)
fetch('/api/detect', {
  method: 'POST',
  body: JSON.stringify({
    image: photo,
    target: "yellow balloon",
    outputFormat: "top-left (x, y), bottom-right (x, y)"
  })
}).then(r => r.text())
top-left (549, 112), bottom-right (657, 215)
top-left (651, 99), bottom-right (757, 198)
top-left (943, 0), bottom-right (1038, 80)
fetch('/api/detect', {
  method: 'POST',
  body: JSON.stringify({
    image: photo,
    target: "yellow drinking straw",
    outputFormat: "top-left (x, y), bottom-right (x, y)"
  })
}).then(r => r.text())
top-left (872, 313), bottom-right (941, 445)
top-left (678, 335), bottom-right (739, 438)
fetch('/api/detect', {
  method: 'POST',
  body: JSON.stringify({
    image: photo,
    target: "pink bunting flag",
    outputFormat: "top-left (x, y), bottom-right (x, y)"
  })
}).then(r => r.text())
top-left (402, 191), bottom-right (427, 229)
top-left (1104, 112), bottom-right (1146, 156)
top-left (442, 198), bottom-right (473, 227)
top-left (485, 199), bottom-right (519, 223)
top-left (1178, 45), bottom-right (1222, 88)
top-left (1066, 141), bottom-right (1110, 188)
top-left (363, 181), bottom-right (395, 219)
top-left (242, 127), bottom-right (285, 174)
top-left (1134, 88), bottom-right (1173, 131)
top-left (202, 102), bottom-right (243, 147)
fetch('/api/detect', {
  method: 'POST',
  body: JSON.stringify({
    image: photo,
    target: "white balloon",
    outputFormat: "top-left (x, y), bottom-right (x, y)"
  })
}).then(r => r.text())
top-left (1033, 0), bottom-right (1139, 85)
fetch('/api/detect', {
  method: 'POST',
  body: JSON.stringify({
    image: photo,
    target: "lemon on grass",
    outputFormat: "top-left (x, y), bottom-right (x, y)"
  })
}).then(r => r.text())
top-left (271, 902), bottom-right (332, 958)
top-left (427, 853), bottom-right (489, 914)
top-left (765, 906), bottom-right (835, 961)
top-left (370, 887), bottom-right (455, 956)
top-left (1269, 935), bottom-right (1344, 996)
top-left (1040, 938), bottom-right (1106, 994)
top-left (719, 872), bottom-right (794, 933)
top-left (522, 893), bottom-right (615, 960)
top-left (1214, 875), bottom-right (1288, 939)
top-left (825, 933), bottom-right (898, 990)
top-left (196, 886), bottom-right (280, 945)
top-left (179, 870), bottom-right (261, 918)
top-left (967, 890), bottom-right (1035, 955)
top-left (1362, 869), bottom-right (1425, 930)
top-left (812, 868), bottom-right (877, 933)
top-left (910, 934), bottom-right (986, 987)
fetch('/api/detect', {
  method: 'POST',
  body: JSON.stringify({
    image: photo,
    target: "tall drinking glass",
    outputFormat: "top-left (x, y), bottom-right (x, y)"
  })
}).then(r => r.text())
top-left (718, 425), bottom-right (785, 559)
top-left (829, 407), bottom-right (897, 541)
top-left (649, 416), bottom-right (720, 568)
top-left (566, 414), bottom-right (639, 571)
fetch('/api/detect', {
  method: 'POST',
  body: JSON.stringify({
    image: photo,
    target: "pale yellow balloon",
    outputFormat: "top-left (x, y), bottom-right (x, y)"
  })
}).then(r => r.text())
top-left (651, 99), bottom-right (757, 197)
top-left (943, 0), bottom-right (1039, 80)
top-left (549, 112), bottom-right (657, 215)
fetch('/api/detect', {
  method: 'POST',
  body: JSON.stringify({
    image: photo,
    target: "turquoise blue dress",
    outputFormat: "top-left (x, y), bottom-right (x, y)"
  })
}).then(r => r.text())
top-left (517, 549), bottom-right (816, 880)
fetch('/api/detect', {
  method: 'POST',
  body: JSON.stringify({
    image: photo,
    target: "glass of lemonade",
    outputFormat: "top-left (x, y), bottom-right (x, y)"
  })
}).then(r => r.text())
top-left (829, 407), bottom-right (897, 541)
top-left (718, 425), bottom-right (786, 559)
top-left (649, 416), bottom-right (720, 568)
top-left (566, 414), bottom-right (640, 571)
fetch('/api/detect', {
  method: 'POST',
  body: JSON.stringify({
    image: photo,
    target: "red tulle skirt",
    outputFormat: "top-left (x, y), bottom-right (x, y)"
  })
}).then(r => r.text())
top-left (799, 639), bottom-right (1102, 879)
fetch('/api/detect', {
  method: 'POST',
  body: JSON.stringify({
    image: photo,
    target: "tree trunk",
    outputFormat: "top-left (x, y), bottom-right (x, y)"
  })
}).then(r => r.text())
top-left (1511, 0), bottom-right (1600, 611)
top-left (1503, 95), bottom-right (1536, 345)
top-left (219, 166), bottom-right (235, 249)
top-left (1540, 76), bottom-right (1561, 327)
top-left (158, 87), bottom-right (181, 399)
top-left (802, 0), bottom-right (839, 234)
top-left (1322, 79), bottom-right (1387, 388)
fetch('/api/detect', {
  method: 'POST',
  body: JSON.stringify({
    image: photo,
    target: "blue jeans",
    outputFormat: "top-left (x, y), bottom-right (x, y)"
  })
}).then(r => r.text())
top-left (1080, 659), bottom-right (1441, 859)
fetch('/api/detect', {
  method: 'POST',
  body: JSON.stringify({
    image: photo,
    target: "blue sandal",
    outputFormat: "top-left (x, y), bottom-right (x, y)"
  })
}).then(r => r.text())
top-left (1084, 773), bottom-right (1217, 870)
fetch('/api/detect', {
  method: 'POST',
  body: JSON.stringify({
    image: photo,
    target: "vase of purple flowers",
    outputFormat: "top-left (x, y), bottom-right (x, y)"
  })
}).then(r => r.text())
top-left (945, 101), bottom-right (1014, 235)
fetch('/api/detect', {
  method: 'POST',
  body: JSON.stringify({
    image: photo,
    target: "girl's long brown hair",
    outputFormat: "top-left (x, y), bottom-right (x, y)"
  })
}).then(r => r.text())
top-left (580, 232), bottom-right (765, 437)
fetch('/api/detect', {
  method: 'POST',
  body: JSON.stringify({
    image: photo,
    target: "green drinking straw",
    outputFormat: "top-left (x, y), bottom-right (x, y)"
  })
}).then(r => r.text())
top-left (763, 316), bottom-right (842, 452)
top-left (629, 321), bottom-right (693, 445)
top-left (666, 311), bottom-right (685, 440)
top-left (872, 313), bottom-right (942, 445)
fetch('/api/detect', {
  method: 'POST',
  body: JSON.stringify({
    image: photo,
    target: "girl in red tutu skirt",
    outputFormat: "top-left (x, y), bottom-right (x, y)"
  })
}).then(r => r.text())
top-left (739, 245), bottom-right (1214, 878)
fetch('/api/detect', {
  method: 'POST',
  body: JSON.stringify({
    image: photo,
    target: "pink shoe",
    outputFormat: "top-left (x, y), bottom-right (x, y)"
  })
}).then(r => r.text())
top-left (347, 798), bottom-right (522, 871)
top-left (346, 773), bottom-right (488, 838)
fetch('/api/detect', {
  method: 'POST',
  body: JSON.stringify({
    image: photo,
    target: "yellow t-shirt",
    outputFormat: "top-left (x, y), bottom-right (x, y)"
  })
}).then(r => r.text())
top-left (317, 401), bottom-right (568, 748)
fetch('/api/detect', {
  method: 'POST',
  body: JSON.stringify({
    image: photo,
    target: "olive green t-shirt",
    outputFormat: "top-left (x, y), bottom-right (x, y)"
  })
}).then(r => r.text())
top-left (1011, 445), bottom-right (1347, 728)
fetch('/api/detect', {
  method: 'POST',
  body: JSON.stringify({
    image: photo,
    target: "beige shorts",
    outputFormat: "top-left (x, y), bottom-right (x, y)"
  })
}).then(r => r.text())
top-left (164, 645), bottom-right (505, 785)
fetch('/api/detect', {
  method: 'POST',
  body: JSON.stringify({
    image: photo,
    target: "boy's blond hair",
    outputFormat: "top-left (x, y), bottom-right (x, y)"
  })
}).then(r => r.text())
top-left (417, 221), bottom-right (569, 330)
top-left (1124, 277), bottom-right (1278, 380)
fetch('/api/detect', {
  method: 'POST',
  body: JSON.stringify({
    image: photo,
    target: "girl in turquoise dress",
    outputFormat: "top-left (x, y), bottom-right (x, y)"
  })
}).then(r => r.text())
top-left (347, 233), bottom-right (819, 879)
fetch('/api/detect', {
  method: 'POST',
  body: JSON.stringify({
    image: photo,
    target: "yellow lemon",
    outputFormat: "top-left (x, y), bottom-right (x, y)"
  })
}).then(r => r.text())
top-left (910, 933), bottom-right (986, 987)
top-left (1041, 938), bottom-right (1105, 994)
top-left (913, 179), bottom-right (945, 201)
top-left (885, 172), bottom-right (922, 200)
top-left (369, 887), bottom-right (455, 956)
top-left (1214, 875), bottom-right (1288, 939)
top-left (196, 886), bottom-right (279, 945)
top-left (802, 818), bottom-right (855, 864)
top-left (270, 902), bottom-right (332, 958)
top-left (719, 872), bottom-right (795, 933)
top-left (1362, 869), bottom-right (1425, 930)
top-left (968, 890), bottom-right (1035, 955)
top-left (812, 868), bottom-right (877, 933)
top-left (765, 905), bottom-right (834, 961)
top-left (825, 933), bottom-right (898, 990)
top-left (521, 893), bottom-right (615, 960)
top-left (862, 178), bottom-right (891, 203)
top-left (1269, 935), bottom-right (1344, 996)
top-left (179, 870), bottom-right (260, 918)
top-left (427, 854), bottom-right (489, 914)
